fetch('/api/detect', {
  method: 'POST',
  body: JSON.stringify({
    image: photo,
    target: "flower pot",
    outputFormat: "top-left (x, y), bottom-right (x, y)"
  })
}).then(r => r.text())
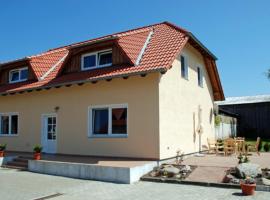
top-left (0, 151), bottom-right (4, 157)
top-left (34, 152), bottom-right (41, 160)
top-left (240, 183), bottom-right (256, 195)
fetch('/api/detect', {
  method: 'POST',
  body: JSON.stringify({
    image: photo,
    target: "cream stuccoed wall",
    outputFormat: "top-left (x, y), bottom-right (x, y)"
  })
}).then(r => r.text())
top-left (0, 74), bottom-right (160, 159)
top-left (159, 43), bottom-right (215, 159)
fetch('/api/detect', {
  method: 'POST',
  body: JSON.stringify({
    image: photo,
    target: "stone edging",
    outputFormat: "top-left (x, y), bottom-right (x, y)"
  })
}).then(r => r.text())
top-left (140, 176), bottom-right (270, 192)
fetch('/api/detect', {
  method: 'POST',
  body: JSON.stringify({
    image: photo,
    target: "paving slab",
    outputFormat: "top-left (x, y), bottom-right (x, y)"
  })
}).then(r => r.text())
top-left (1, 168), bottom-right (270, 200)
top-left (186, 166), bottom-right (229, 183)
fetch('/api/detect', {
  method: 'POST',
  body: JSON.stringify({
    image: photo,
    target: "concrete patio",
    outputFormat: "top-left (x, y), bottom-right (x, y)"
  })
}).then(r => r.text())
top-left (3, 152), bottom-right (156, 183)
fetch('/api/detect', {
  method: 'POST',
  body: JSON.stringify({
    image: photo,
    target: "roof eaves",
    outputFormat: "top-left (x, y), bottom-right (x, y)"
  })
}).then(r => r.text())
top-left (0, 66), bottom-right (167, 96)
top-left (187, 32), bottom-right (218, 60)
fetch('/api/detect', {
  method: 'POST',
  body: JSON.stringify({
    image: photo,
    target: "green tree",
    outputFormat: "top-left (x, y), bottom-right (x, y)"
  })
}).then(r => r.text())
top-left (267, 69), bottom-right (270, 80)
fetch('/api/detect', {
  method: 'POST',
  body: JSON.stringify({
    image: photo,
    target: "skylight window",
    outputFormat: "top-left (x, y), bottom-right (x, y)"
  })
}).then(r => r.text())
top-left (81, 49), bottom-right (112, 70)
top-left (9, 67), bottom-right (28, 83)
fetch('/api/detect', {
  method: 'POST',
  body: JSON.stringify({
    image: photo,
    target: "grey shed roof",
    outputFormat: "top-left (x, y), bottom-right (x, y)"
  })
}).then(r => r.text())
top-left (215, 94), bottom-right (270, 105)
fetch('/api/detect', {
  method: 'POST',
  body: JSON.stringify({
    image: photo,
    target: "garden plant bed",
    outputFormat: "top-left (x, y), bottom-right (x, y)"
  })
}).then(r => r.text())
top-left (224, 167), bottom-right (270, 185)
top-left (142, 164), bottom-right (197, 181)
top-left (141, 163), bottom-right (270, 192)
top-left (221, 166), bottom-right (270, 192)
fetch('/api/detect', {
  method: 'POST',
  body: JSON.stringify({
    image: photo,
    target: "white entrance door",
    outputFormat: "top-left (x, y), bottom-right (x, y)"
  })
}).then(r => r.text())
top-left (42, 114), bottom-right (57, 154)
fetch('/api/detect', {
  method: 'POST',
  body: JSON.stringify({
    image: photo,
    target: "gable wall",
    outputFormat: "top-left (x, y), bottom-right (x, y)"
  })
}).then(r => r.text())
top-left (158, 43), bottom-right (215, 159)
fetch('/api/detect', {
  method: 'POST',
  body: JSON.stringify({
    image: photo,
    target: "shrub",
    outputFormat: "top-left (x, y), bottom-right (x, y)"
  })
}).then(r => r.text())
top-left (263, 143), bottom-right (270, 152)
top-left (258, 139), bottom-right (263, 151)
top-left (0, 144), bottom-right (6, 151)
top-left (215, 116), bottom-right (221, 127)
top-left (243, 177), bottom-right (256, 185)
top-left (33, 144), bottom-right (43, 153)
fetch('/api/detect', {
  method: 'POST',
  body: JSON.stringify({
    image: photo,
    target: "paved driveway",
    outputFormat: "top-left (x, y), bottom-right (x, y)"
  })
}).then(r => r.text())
top-left (0, 168), bottom-right (269, 200)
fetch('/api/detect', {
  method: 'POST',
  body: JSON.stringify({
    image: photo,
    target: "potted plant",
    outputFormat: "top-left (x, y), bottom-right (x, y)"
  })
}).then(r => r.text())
top-left (0, 144), bottom-right (7, 157)
top-left (240, 177), bottom-right (256, 195)
top-left (33, 144), bottom-right (43, 160)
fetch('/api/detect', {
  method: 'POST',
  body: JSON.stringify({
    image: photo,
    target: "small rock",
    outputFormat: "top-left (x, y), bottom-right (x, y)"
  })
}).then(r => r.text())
top-left (262, 178), bottom-right (270, 186)
top-left (182, 172), bottom-right (187, 177)
top-left (162, 165), bottom-right (180, 175)
top-left (175, 174), bottom-right (182, 179)
top-left (153, 166), bottom-right (160, 171)
top-left (181, 165), bottom-right (191, 173)
top-left (231, 178), bottom-right (240, 184)
top-left (149, 171), bottom-right (160, 177)
top-left (235, 163), bottom-right (262, 178)
top-left (223, 174), bottom-right (234, 183)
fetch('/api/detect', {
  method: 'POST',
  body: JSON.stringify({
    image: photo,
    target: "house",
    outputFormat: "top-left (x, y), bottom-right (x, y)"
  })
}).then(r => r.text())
top-left (0, 21), bottom-right (224, 160)
top-left (216, 95), bottom-right (270, 139)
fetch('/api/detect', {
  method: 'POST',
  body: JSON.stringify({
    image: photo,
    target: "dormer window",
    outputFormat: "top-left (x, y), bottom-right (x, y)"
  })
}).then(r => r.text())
top-left (9, 67), bottom-right (28, 83)
top-left (81, 49), bottom-right (112, 71)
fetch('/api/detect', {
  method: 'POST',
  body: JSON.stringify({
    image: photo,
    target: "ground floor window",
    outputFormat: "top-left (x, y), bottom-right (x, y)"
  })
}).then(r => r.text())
top-left (89, 104), bottom-right (128, 137)
top-left (0, 113), bottom-right (18, 135)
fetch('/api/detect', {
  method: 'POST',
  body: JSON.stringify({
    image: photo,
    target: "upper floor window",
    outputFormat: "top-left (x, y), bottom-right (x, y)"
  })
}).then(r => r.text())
top-left (197, 66), bottom-right (203, 87)
top-left (81, 49), bottom-right (112, 71)
top-left (9, 67), bottom-right (28, 83)
top-left (180, 54), bottom-right (188, 79)
top-left (0, 113), bottom-right (18, 136)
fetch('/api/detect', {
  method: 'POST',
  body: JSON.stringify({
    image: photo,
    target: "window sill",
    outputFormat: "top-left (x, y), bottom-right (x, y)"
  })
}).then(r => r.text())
top-left (9, 80), bottom-right (27, 84)
top-left (88, 134), bottom-right (128, 139)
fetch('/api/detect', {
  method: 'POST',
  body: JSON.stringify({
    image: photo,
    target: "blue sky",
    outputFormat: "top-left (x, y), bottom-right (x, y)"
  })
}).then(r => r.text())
top-left (0, 0), bottom-right (270, 97)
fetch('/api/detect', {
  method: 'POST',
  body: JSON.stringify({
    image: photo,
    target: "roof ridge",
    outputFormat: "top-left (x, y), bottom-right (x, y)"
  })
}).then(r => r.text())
top-left (29, 48), bottom-right (68, 58)
top-left (163, 21), bottom-right (189, 33)
top-left (46, 21), bottom-right (166, 52)
top-left (1, 22), bottom-right (187, 66)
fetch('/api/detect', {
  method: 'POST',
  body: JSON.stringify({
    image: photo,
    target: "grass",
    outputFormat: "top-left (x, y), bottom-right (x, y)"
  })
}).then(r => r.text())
top-left (245, 138), bottom-right (270, 152)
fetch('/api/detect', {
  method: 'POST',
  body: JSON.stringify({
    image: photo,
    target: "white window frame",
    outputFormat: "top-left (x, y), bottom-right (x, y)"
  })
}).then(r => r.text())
top-left (88, 104), bottom-right (128, 138)
top-left (197, 65), bottom-right (204, 87)
top-left (0, 112), bottom-right (19, 136)
top-left (180, 54), bottom-right (188, 80)
top-left (9, 67), bottom-right (28, 83)
top-left (81, 49), bottom-right (112, 71)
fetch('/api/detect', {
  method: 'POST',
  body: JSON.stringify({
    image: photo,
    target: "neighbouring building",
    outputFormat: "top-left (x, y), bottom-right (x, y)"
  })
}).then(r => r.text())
top-left (216, 95), bottom-right (270, 139)
top-left (0, 22), bottom-right (224, 160)
top-left (214, 107), bottom-right (238, 139)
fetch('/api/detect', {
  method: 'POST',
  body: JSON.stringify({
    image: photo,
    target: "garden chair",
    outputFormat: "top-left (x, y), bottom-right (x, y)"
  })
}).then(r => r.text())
top-left (207, 138), bottom-right (216, 154)
top-left (246, 137), bottom-right (260, 156)
top-left (224, 138), bottom-right (235, 156)
top-left (234, 137), bottom-right (245, 154)
top-left (215, 140), bottom-right (225, 156)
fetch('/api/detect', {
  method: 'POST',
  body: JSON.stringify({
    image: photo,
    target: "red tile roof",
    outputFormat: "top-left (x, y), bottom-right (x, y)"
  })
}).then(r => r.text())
top-left (0, 21), bottom-right (224, 100)
top-left (29, 48), bottom-right (69, 78)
